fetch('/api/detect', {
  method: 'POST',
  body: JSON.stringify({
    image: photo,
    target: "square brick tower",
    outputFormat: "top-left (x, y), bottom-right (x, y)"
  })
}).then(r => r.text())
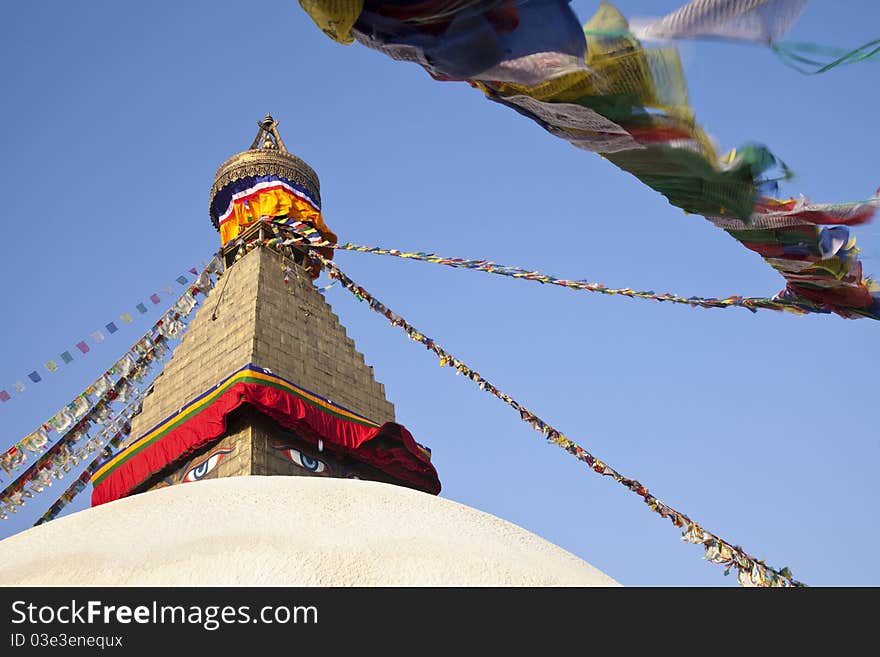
top-left (90, 115), bottom-right (439, 506)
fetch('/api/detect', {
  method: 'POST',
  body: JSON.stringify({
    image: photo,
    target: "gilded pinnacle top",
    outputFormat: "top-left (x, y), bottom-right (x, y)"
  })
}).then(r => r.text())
top-left (209, 113), bottom-right (321, 231)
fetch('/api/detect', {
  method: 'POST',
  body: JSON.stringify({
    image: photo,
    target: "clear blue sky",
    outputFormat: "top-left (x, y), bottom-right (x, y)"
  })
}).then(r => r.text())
top-left (0, 1), bottom-right (877, 586)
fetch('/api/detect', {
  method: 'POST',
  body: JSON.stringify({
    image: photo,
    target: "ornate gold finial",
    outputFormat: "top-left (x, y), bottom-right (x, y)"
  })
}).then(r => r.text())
top-left (209, 113), bottom-right (321, 231)
top-left (249, 113), bottom-right (288, 152)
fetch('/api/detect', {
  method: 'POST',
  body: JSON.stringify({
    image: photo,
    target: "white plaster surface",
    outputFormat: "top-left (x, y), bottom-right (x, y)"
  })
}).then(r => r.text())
top-left (0, 476), bottom-right (618, 586)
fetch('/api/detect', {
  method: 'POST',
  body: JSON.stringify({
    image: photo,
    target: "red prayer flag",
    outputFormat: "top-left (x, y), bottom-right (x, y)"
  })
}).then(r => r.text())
top-left (149, 294), bottom-right (161, 305)
top-left (76, 341), bottom-right (90, 354)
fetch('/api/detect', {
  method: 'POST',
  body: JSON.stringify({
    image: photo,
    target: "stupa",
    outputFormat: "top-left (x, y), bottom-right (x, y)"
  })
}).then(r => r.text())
top-left (89, 114), bottom-right (440, 504)
top-left (0, 115), bottom-right (617, 586)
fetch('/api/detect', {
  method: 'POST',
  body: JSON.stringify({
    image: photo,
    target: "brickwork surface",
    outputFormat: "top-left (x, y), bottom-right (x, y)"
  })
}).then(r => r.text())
top-left (131, 246), bottom-right (397, 488)
top-left (252, 248), bottom-right (394, 423)
top-left (133, 246), bottom-right (394, 440)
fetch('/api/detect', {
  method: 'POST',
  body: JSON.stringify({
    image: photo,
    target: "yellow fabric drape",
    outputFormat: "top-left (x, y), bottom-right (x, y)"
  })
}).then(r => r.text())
top-left (219, 188), bottom-right (338, 246)
top-left (298, 0), bottom-right (363, 45)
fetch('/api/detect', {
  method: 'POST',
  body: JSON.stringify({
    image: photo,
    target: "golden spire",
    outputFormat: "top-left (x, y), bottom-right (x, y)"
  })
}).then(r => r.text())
top-left (248, 113), bottom-right (288, 152)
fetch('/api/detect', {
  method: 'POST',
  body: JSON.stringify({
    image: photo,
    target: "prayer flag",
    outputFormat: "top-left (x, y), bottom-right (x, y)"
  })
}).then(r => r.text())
top-left (28, 371), bottom-right (42, 383)
top-left (176, 276), bottom-right (188, 285)
top-left (21, 428), bottom-right (49, 452)
top-left (106, 322), bottom-right (118, 334)
top-left (0, 390), bottom-right (9, 402)
top-left (120, 313), bottom-right (133, 324)
top-left (189, 267), bottom-right (198, 275)
top-left (13, 381), bottom-right (25, 393)
top-left (195, 271), bottom-right (212, 292)
top-left (630, 0), bottom-right (807, 44)
top-left (45, 361), bottom-right (58, 372)
top-left (76, 341), bottom-right (90, 354)
top-left (115, 354), bottom-right (136, 377)
top-left (91, 330), bottom-right (105, 343)
top-left (92, 374), bottom-right (112, 398)
top-left (49, 410), bottom-right (74, 433)
top-left (70, 395), bottom-right (90, 420)
top-left (299, 0), bottom-right (361, 44)
top-left (117, 379), bottom-right (135, 403)
top-left (136, 303), bottom-right (148, 314)
top-left (172, 295), bottom-right (198, 316)
top-left (132, 338), bottom-right (151, 357)
top-left (60, 351), bottom-right (74, 364)
top-left (149, 294), bottom-right (161, 305)
top-left (0, 447), bottom-right (25, 475)
top-left (93, 401), bottom-right (111, 423)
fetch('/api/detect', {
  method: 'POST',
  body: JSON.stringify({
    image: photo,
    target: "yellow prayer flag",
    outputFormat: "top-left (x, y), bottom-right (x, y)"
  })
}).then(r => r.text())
top-left (298, 0), bottom-right (362, 45)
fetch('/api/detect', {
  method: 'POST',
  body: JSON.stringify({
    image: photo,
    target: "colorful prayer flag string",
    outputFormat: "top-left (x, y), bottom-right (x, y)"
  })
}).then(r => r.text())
top-left (297, 1), bottom-right (879, 320)
top-left (0, 336), bottom-right (166, 502)
top-left (0, 256), bottom-right (222, 492)
top-left (312, 240), bottom-right (830, 316)
top-left (257, 210), bottom-right (878, 320)
top-left (0, 264), bottom-right (209, 404)
top-left (314, 252), bottom-right (804, 587)
top-left (0, 309), bottom-right (216, 520)
top-left (585, 0), bottom-right (876, 75)
top-left (33, 395), bottom-right (145, 526)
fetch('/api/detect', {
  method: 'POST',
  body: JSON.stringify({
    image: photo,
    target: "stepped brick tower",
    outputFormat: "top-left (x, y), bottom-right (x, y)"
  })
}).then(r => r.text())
top-left (90, 115), bottom-right (440, 506)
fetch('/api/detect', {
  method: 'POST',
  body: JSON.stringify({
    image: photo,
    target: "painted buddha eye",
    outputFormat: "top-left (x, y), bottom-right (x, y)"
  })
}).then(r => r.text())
top-left (284, 447), bottom-right (328, 474)
top-left (182, 447), bottom-right (234, 483)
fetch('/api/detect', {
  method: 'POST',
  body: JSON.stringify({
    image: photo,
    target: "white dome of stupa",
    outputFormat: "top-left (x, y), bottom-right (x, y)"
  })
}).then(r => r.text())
top-left (0, 476), bottom-right (617, 586)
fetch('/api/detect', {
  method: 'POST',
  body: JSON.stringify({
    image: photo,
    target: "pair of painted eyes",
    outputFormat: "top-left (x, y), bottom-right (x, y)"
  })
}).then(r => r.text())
top-left (182, 448), bottom-right (234, 483)
top-left (289, 454), bottom-right (362, 480)
top-left (182, 443), bottom-right (334, 480)
top-left (279, 447), bottom-right (328, 474)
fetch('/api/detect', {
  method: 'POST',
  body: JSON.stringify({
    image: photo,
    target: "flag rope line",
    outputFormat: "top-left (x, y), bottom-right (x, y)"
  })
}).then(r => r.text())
top-left (771, 38), bottom-right (880, 75)
top-left (0, 262), bottom-right (212, 404)
top-left (0, 255), bottom-right (221, 499)
top-left (313, 251), bottom-right (804, 587)
top-left (255, 222), bottom-right (830, 316)
top-left (0, 338), bottom-right (165, 504)
top-left (308, 239), bottom-right (826, 315)
top-left (33, 393), bottom-right (147, 526)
